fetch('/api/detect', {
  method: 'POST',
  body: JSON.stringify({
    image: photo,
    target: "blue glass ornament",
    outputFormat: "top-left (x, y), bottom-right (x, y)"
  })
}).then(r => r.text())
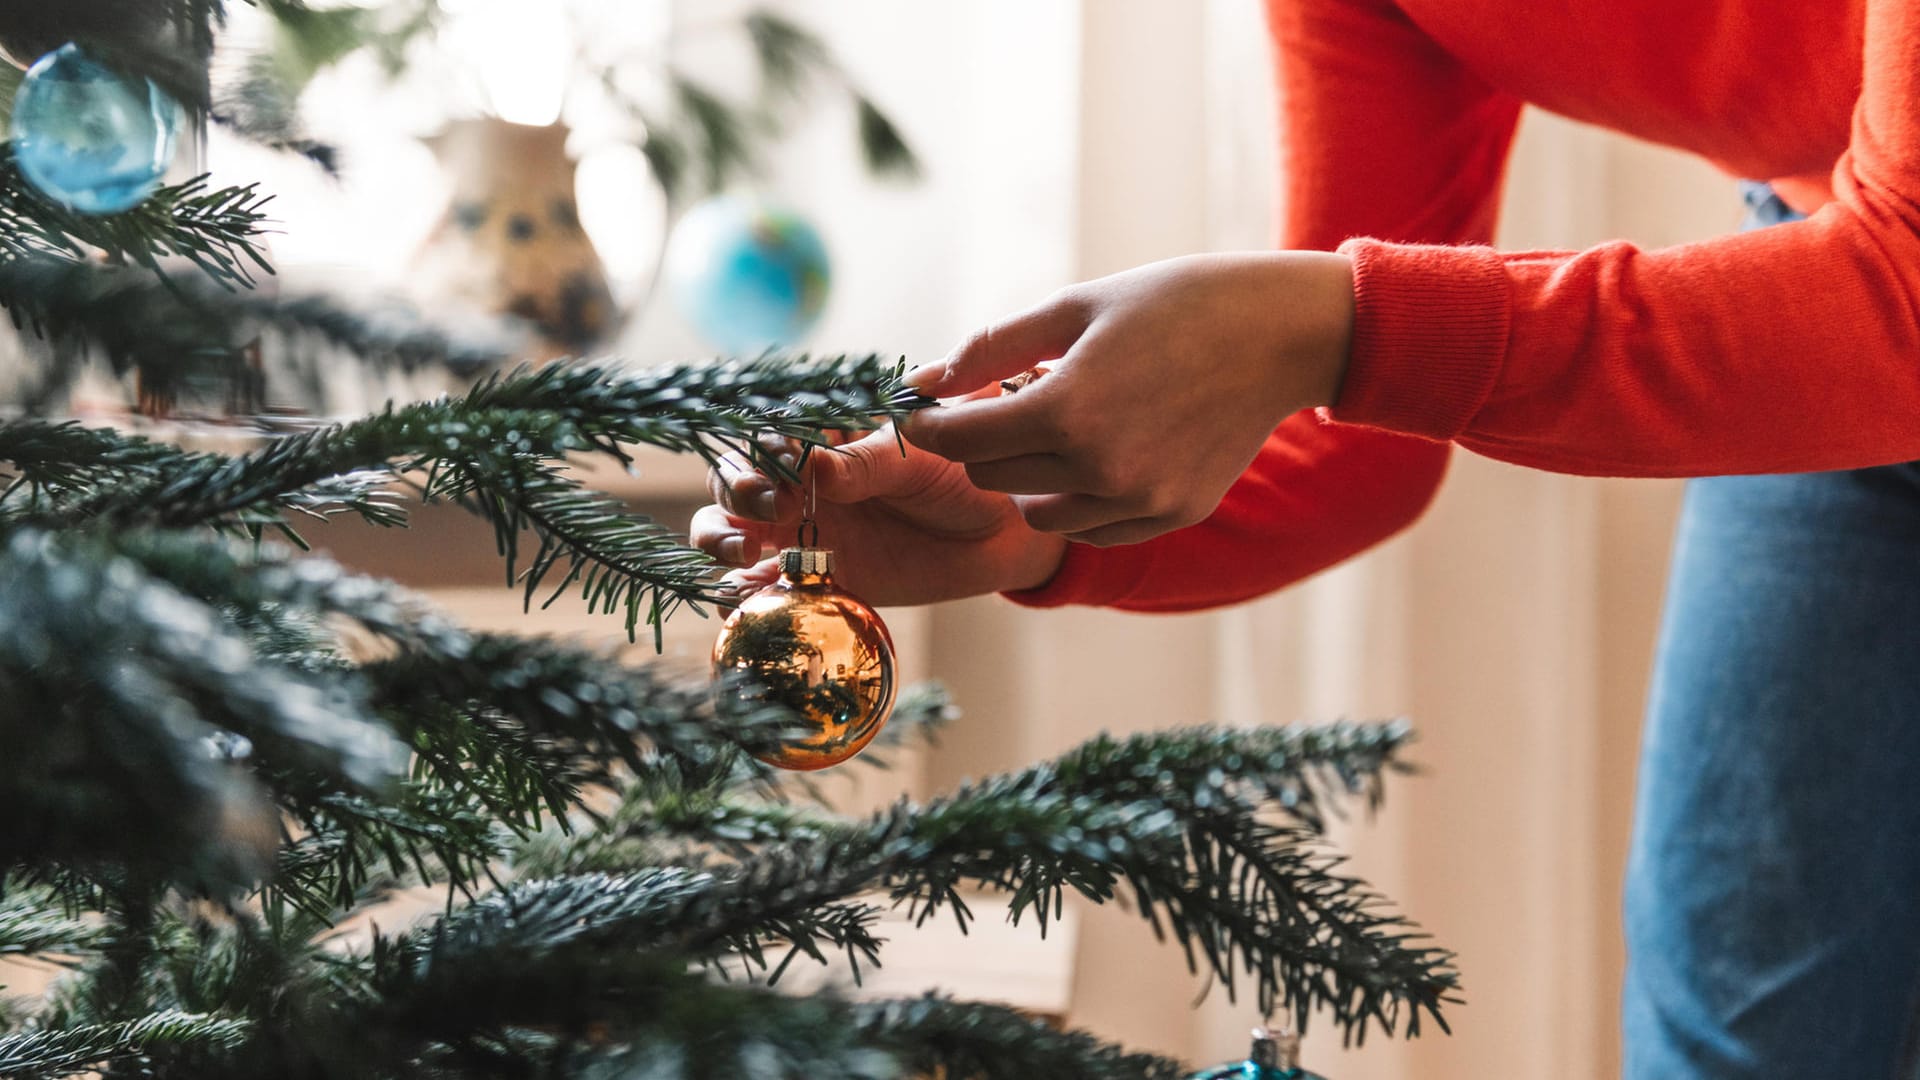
top-left (1188, 1029), bottom-right (1326, 1080)
top-left (9, 43), bottom-right (180, 215)
top-left (665, 195), bottom-right (831, 355)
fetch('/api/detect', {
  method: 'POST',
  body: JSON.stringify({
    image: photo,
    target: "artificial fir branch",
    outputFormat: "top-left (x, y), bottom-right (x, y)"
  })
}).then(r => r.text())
top-left (24, 354), bottom-right (921, 534)
top-left (486, 725), bottom-right (1454, 1043)
top-left (108, 532), bottom-right (803, 769)
top-left (24, 355), bottom-right (924, 635)
top-left (0, 1), bottom-right (227, 116)
top-left (364, 632), bottom-right (806, 789)
top-left (429, 455), bottom-right (723, 640)
top-left (0, 420), bottom-right (405, 542)
top-left (455, 353), bottom-right (927, 476)
top-left (852, 996), bottom-right (1186, 1080)
top-left (357, 936), bottom-right (1171, 1080)
top-left (268, 787), bottom-right (506, 922)
top-left (0, 420), bottom-right (198, 507)
top-left (0, 258), bottom-right (516, 411)
top-left (510, 684), bottom-right (959, 878)
top-left (0, 149), bottom-right (272, 292)
top-left (0, 892), bottom-right (108, 960)
top-left (0, 531), bottom-right (405, 888)
top-left (0, 531), bottom-right (814, 920)
top-left (0, 1010), bottom-right (251, 1079)
top-left (0, 532), bottom-right (407, 791)
top-left (96, 529), bottom-right (467, 655)
top-left (1044, 722), bottom-right (1413, 833)
top-left (564, 995), bottom-right (1185, 1080)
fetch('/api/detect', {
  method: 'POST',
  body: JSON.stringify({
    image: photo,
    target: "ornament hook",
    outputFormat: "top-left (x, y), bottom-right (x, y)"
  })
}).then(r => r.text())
top-left (796, 463), bottom-right (819, 549)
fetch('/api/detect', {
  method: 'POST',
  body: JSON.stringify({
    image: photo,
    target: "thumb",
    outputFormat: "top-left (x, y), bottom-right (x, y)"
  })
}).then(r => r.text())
top-left (813, 427), bottom-right (941, 502)
top-left (907, 292), bottom-right (1088, 397)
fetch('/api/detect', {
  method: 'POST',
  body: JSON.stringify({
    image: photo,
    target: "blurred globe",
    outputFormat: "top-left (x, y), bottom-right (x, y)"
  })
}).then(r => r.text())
top-left (665, 196), bottom-right (830, 355)
top-left (10, 43), bottom-right (180, 215)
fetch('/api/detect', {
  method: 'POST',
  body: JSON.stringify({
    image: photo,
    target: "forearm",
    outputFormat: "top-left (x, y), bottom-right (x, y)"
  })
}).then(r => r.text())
top-left (1322, 0), bottom-right (1920, 478)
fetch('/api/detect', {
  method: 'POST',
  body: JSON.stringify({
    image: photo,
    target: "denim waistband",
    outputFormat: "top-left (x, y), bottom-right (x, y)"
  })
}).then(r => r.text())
top-left (1740, 180), bottom-right (1806, 228)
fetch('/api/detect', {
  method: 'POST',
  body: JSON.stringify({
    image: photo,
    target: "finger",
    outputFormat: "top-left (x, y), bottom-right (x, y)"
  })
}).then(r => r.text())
top-left (718, 557), bottom-right (782, 599)
top-left (754, 433), bottom-right (805, 480)
top-left (810, 426), bottom-right (945, 502)
top-left (690, 504), bottom-right (778, 566)
top-left (963, 453), bottom-right (1089, 496)
top-left (901, 374), bottom-right (1069, 463)
top-left (905, 290), bottom-right (1089, 398)
top-left (713, 452), bottom-right (802, 522)
top-left (1010, 492), bottom-right (1136, 535)
top-left (708, 452), bottom-right (761, 512)
top-left (1063, 518), bottom-right (1173, 548)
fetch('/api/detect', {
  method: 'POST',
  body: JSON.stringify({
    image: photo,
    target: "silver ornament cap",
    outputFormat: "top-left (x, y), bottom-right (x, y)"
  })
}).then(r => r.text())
top-left (1250, 1028), bottom-right (1299, 1071)
top-left (779, 546), bottom-right (833, 578)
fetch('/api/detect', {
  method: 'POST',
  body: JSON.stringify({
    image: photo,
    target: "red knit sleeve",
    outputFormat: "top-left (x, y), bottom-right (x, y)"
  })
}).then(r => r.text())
top-left (1330, 0), bottom-right (1920, 478)
top-left (1007, 0), bottom-right (1522, 612)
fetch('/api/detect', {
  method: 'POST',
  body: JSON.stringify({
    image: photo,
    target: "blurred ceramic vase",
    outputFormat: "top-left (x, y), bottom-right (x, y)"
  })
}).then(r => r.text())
top-left (408, 118), bottom-right (615, 359)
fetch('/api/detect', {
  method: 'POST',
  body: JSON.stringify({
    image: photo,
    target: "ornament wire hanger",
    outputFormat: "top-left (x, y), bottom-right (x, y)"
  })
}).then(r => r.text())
top-left (797, 462), bottom-right (819, 549)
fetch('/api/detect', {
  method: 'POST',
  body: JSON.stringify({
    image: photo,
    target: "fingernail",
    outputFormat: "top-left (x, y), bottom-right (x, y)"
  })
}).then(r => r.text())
top-left (719, 535), bottom-right (749, 564)
top-left (749, 488), bottom-right (777, 519)
top-left (903, 363), bottom-right (946, 391)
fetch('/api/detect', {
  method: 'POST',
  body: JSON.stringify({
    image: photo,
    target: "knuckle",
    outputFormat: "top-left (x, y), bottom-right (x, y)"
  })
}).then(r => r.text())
top-left (956, 326), bottom-right (995, 367)
top-left (1035, 403), bottom-right (1078, 449)
top-left (1084, 457), bottom-right (1131, 499)
top-left (1159, 493), bottom-right (1209, 530)
top-left (1043, 285), bottom-right (1089, 318)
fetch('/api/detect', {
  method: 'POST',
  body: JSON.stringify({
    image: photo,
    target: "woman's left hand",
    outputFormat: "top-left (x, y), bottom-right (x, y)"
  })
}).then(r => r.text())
top-left (901, 251), bottom-right (1356, 547)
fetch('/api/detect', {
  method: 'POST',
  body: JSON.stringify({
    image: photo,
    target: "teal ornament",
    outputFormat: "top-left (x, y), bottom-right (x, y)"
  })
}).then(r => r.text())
top-left (665, 195), bottom-right (831, 355)
top-left (1188, 1029), bottom-right (1326, 1080)
top-left (9, 43), bottom-right (180, 214)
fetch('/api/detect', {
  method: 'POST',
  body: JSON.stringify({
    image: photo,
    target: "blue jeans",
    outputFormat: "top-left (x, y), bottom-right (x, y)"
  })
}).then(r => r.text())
top-left (1621, 185), bottom-right (1920, 1076)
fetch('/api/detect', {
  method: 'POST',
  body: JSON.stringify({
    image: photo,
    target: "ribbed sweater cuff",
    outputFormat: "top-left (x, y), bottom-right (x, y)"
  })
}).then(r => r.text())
top-left (1328, 238), bottom-right (1511, 439)
top-left (1000, 541), bottom-right (1157, 609)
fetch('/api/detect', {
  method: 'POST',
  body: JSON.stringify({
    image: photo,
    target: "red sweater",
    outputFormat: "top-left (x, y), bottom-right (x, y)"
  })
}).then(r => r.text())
top-left (1011, 0), bottom-right (1920, 612)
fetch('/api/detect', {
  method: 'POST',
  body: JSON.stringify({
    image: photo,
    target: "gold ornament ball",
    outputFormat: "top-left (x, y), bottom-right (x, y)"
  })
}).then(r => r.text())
top-left (713, 547), bottom-right (896, 770)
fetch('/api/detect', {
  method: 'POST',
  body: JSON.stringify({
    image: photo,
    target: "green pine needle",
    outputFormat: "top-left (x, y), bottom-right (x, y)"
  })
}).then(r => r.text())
top-left (0, 148), bottom-right (272, 292)
top-left (0, 1010), bottom-right (251, 1078)
top-left (17, 354), bottom-right (927, 638)
top-left (485, 724), bottom-right (1454, 1043)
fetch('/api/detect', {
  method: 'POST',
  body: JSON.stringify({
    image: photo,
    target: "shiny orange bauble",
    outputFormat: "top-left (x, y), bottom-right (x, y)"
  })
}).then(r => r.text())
top-left (712, 547), bottom-right (896, 770)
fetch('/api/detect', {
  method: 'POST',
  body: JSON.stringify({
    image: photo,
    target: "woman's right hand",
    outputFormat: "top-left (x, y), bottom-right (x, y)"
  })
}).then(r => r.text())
top-left (691, 423), bottom-right (1069, 608)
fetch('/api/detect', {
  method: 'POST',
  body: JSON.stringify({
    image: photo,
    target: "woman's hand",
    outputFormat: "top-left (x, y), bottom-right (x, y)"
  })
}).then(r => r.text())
top-left (901, 251), bottom-right (1354, 546)
top-left (691, 422), bottom-right (1069, 607)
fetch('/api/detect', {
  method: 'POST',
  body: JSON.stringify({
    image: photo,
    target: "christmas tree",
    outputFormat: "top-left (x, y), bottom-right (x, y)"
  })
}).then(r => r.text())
top-left (0, 4), bottom-right (1459, 1077)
